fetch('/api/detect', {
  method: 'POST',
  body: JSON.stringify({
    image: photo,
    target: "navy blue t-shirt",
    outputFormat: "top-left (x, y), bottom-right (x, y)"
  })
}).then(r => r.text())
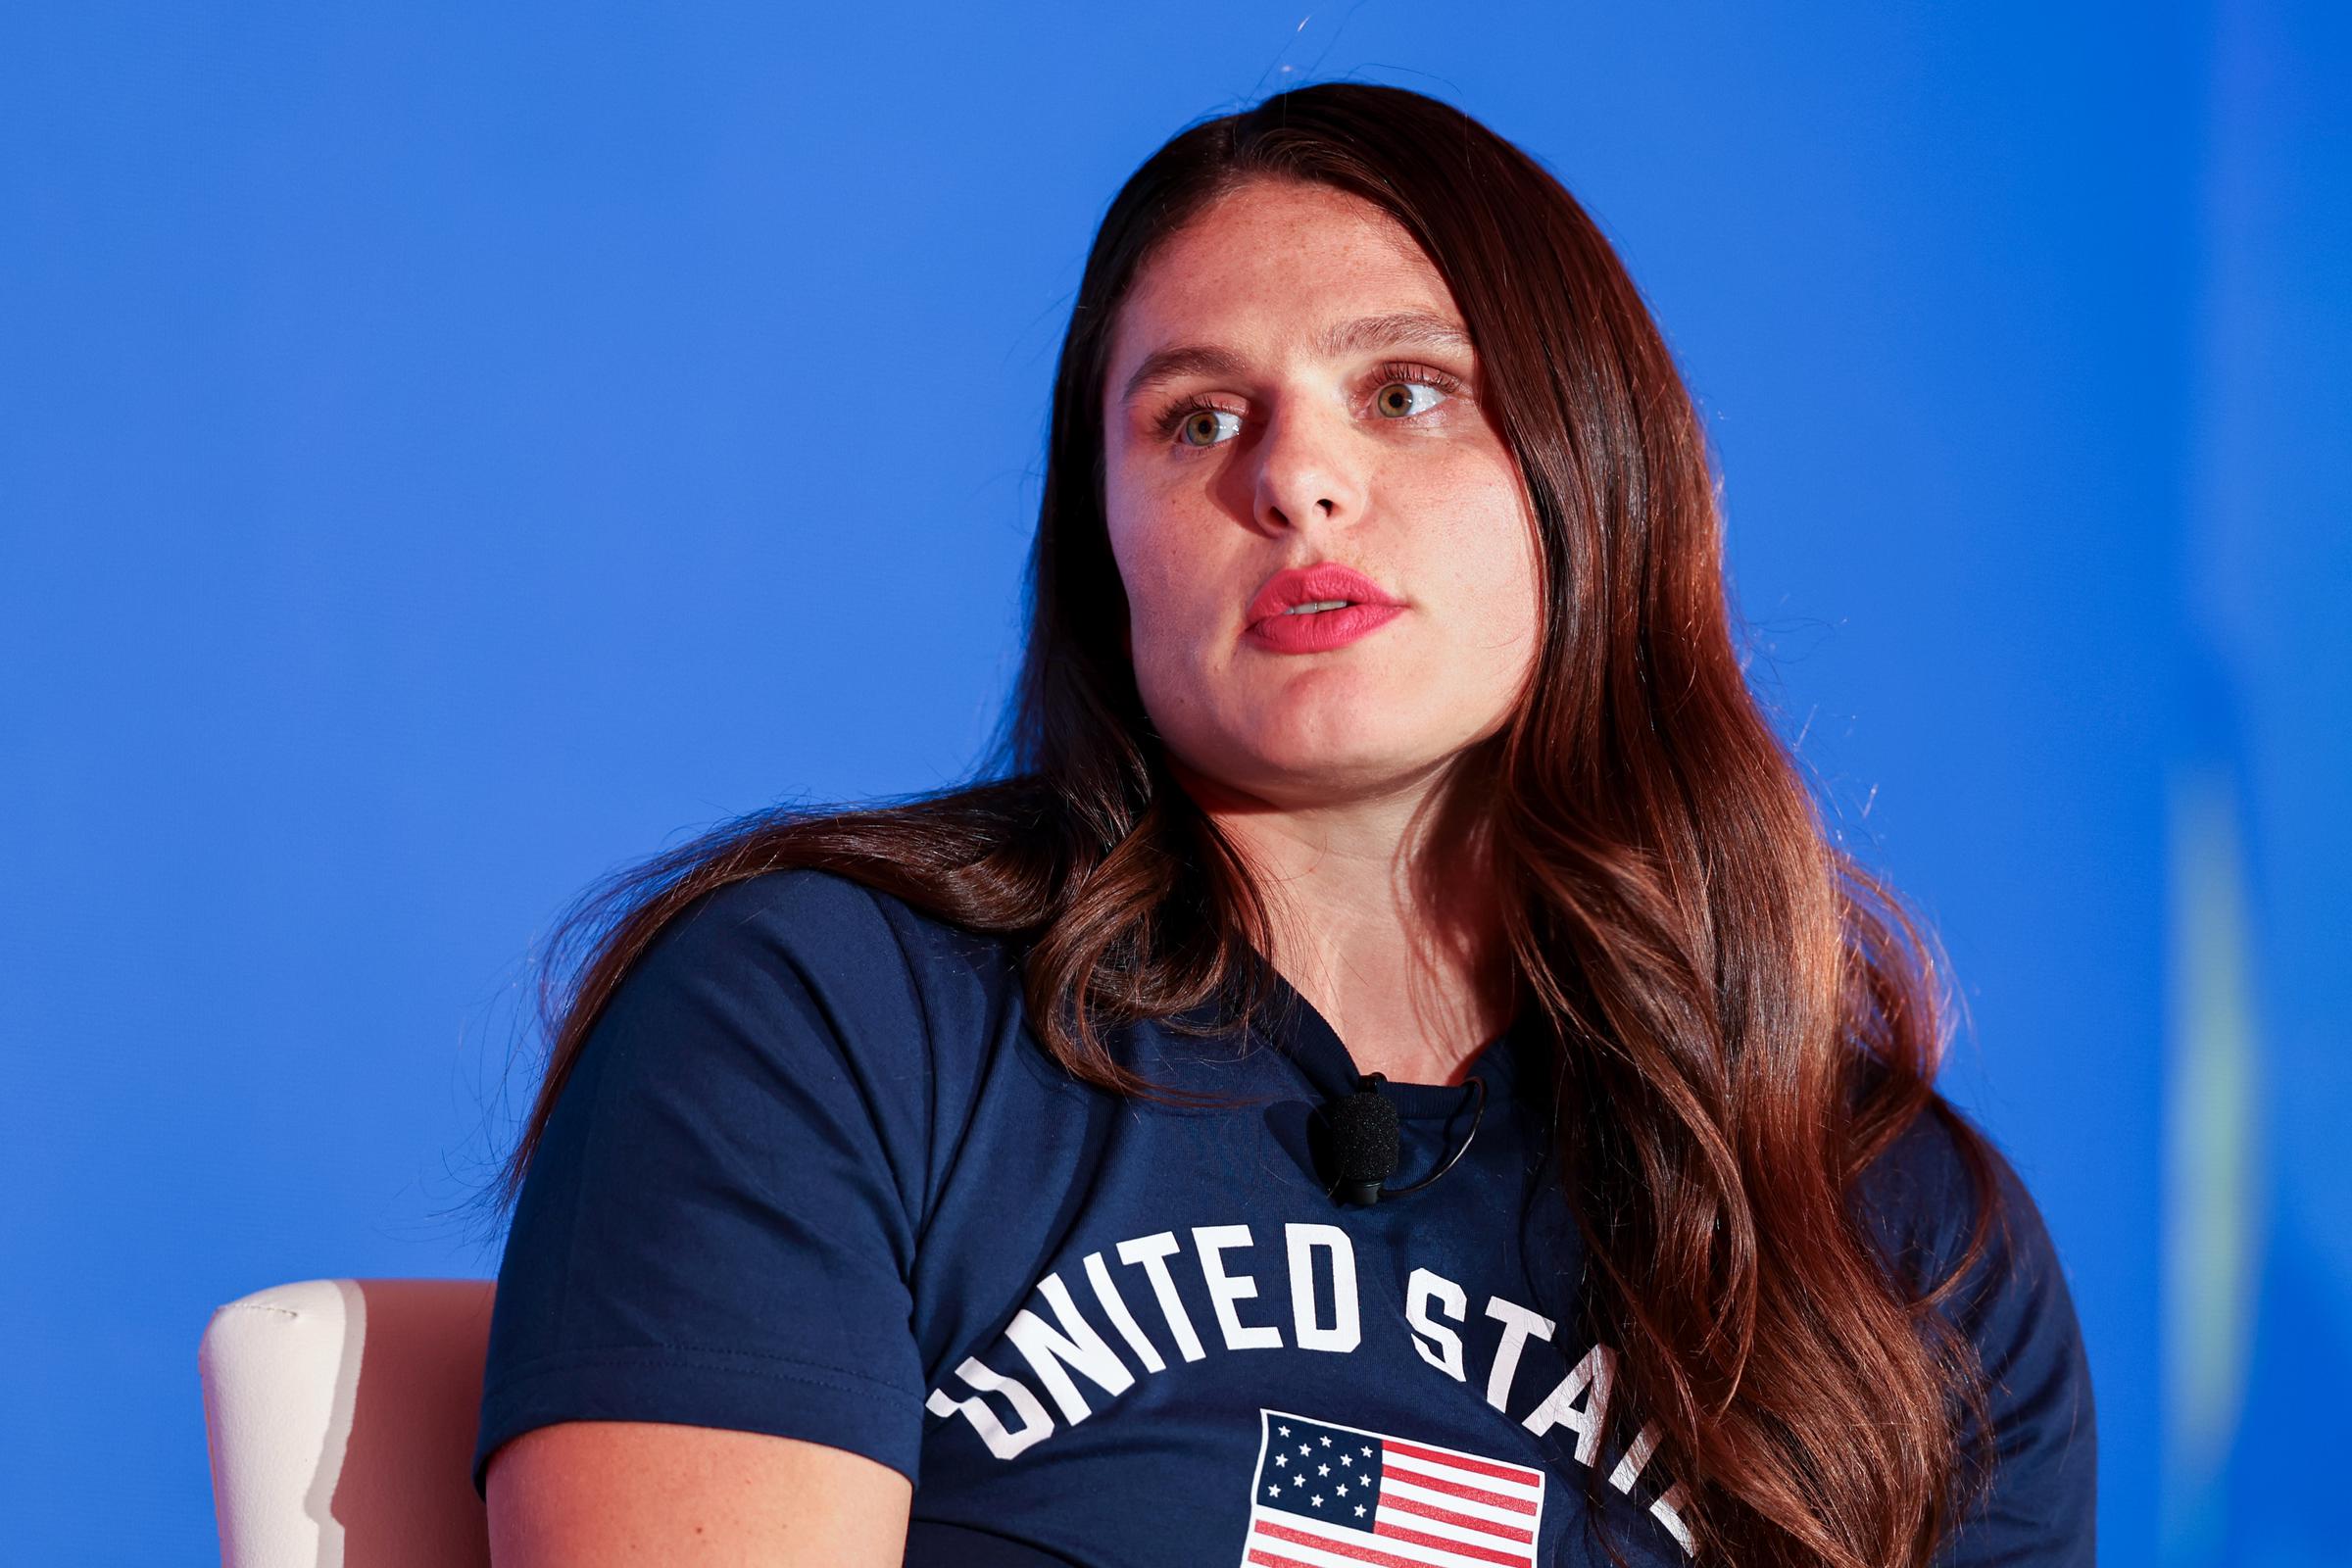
top-left (472, 868), bottom-right (2095, 1565)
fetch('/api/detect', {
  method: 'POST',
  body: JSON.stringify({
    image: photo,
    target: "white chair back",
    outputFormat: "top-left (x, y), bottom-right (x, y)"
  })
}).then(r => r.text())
top-left (199, 1277), bottom-right (496, 1568)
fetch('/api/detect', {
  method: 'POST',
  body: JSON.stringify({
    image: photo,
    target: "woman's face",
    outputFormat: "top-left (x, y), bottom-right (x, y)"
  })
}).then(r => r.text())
top-left (1101, 178), bottom-right (1543, 812)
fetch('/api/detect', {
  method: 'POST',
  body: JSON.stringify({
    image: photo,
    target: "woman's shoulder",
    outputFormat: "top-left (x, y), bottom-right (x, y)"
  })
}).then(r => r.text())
top-left (617, 865), bottom-right (1032, 1092)
top-left (651, 864), bottom-right (1026, 1004)
top-left (1847, 1065), bottom-right (2091, 1403)
top-left (1849, 1072), bottom-right (2054, 1296)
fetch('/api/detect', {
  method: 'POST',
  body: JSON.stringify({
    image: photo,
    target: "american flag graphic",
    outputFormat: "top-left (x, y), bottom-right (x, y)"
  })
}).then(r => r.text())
top-left (1237, 1408), bottom-right (1546, 1568)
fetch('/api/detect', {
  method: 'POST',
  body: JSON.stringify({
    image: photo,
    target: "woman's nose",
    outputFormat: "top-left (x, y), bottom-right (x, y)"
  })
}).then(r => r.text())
top-left (1250, 401), bottom-right (1368, 534)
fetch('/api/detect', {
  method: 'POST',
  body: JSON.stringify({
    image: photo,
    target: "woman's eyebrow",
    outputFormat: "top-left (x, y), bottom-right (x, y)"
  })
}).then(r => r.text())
top-left (1115, 311), bottom-right (1474, 409)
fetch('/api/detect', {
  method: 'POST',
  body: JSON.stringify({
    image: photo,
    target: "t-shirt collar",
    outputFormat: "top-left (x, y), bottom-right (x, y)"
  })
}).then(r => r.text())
top-left (1233, 949), bottom-right (1527, 1121)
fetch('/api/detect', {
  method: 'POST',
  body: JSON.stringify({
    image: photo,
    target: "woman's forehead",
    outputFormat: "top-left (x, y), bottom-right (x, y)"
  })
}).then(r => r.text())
top-left (1104, 188), bottom-right (1461, 395)
top-left (1128, 182), bottom-right (1438, 316)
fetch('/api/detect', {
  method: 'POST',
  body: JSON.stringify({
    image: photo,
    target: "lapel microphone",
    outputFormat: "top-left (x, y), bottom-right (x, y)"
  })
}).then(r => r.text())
top-left (1322, 1071), bottom-right (1490, 1206)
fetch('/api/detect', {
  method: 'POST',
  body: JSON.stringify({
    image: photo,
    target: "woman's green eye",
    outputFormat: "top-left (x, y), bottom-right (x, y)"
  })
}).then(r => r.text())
top-left (1177, 408), bottom-right (1242, 448)
top-left (1376, 380), bottom-right (1446, 418)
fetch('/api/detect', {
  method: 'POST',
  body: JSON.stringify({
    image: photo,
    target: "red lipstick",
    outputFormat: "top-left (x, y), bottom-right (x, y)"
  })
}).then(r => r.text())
top-left (1243, 563), bottom-right (1406, 655)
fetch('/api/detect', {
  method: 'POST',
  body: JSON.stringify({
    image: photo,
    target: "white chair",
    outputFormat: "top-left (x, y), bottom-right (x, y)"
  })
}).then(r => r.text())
top-left (200, 1278), bottom-right (496, 1568)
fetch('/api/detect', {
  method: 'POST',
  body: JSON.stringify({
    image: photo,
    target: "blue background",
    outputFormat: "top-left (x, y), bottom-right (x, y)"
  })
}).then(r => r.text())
top-left (4, 5), bottom-right (2342, 1562)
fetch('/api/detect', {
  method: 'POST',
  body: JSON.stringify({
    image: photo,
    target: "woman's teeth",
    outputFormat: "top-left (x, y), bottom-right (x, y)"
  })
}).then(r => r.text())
top-left (1285, 600), bottom-right (1352, 614)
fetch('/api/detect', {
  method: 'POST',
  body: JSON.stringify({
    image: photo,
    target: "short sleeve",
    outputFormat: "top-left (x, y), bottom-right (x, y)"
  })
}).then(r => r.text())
top-left (1863, 1102), bottom-right (2099, 1567)
top-left (471, 868), bottom-right (937, 1499)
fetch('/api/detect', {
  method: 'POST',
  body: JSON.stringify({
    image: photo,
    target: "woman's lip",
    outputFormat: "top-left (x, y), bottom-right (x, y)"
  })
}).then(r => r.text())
top-left (1245, 563), bottom-right (1404, 625)
top-left (1243, 601), bottom-right (1406, 655)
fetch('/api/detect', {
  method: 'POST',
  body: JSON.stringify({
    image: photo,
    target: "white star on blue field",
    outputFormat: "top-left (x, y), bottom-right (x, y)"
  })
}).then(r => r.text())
top-left (1258, 1417), bottom-right (1384, 1522)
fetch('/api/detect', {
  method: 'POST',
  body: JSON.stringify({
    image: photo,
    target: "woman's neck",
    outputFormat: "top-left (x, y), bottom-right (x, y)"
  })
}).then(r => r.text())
top-left (1176, 755), bottom-right (1518, 1088)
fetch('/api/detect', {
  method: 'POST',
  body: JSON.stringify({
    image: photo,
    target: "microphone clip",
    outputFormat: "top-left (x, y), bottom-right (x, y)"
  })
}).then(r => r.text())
top-left (1322, 1070), bottom-right (1489, 1206)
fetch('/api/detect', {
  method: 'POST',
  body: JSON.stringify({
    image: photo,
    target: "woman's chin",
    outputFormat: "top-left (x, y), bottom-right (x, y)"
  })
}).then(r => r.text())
top-left (1221, 737), bottom-right (1459, 808)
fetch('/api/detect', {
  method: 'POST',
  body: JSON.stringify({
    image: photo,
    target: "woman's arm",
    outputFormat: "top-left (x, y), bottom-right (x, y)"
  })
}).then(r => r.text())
top-left (471, 872), bottom-right (942, 1536)
top-left (486, 1420), bottom-right (912, 1567)
top-left (1865, 1102), bottom-right (2097, 1567)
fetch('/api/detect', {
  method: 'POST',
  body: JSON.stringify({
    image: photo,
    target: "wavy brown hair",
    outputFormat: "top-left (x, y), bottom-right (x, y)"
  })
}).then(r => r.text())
top-left (483, 81), bottom-right (2003, 1567)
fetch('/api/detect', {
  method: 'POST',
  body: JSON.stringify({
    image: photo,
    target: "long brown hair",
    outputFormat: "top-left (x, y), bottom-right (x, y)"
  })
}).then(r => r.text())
top-left (484, 81), bottom-right (2002, 1567)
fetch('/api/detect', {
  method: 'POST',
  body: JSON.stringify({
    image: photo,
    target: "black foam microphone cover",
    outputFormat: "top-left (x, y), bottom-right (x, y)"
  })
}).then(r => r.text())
top-left (1328, 1072), bottom-right (1401, 1205)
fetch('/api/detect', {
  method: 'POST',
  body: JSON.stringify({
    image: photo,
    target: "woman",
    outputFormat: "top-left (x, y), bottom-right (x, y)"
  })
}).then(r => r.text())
top-left (471, 82), bottom-right (2095, 1567)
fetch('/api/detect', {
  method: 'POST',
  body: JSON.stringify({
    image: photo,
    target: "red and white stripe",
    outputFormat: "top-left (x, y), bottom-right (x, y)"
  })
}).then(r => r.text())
top-left (1242, 1419), bottom-right (1544, 1568)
